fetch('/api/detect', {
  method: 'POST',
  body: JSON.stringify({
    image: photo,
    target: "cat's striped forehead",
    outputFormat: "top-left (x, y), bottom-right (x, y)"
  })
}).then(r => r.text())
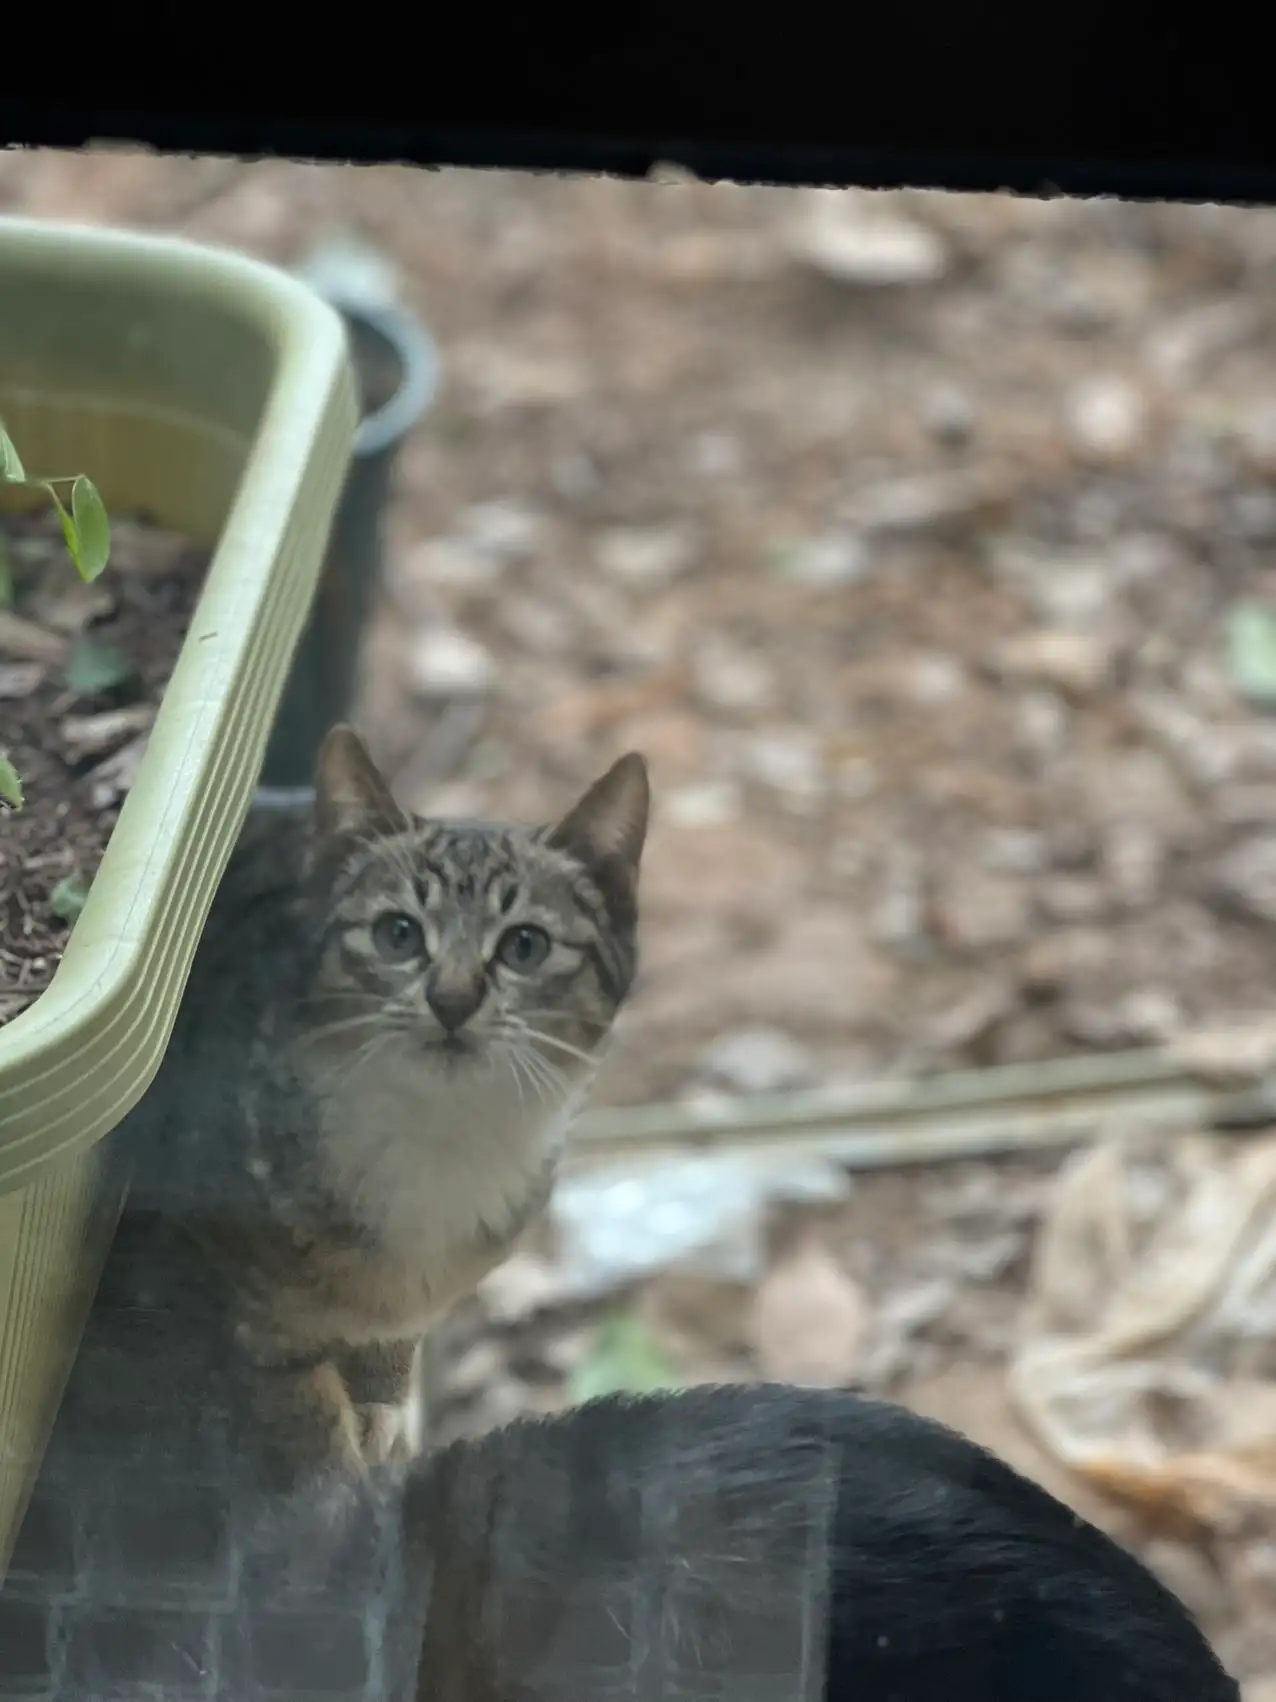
top-left (330, 817), bottom-right (580, 916)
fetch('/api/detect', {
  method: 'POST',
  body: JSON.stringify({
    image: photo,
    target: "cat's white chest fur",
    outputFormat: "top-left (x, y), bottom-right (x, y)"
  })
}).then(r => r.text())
top-left (315, 1044), bottom-right (585, 1274)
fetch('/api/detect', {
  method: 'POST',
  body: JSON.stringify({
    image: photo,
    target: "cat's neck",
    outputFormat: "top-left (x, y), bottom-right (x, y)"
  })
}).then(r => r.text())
top-left (304, 1041), bottom-right (590, 1259)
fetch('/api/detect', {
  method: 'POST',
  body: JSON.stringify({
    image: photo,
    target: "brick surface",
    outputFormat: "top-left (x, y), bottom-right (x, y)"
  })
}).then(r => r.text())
top-left (0, 1451), bottom-right (413, 1702)
top-left (0, 1597), bottom-right (56, 1693)
top-left (4, 1488), bottom-right (78, 1602)
top-left (240, 1607), bottom-right (371, 1694)
top-left (0, 1159), bottom-right (416, 1702)
top-left (50, 1339), bottom-right (218, 1475)
top-left (62, 1606), bottom-right (217, 1697)
top-left (80, 1475), bottom-right (235, 1611)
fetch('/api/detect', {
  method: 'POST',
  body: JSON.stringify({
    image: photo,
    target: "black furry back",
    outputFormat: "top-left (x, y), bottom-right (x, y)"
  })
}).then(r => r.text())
top-left (403, 1384), bottom-right (1239, 1702)
top-left (814, 1387), bottom-right (1237, 1701)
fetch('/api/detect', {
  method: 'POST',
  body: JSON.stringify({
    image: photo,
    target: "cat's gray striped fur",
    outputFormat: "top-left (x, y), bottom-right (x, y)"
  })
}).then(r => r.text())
top-left (125, 725), bottom-right (649, 1499)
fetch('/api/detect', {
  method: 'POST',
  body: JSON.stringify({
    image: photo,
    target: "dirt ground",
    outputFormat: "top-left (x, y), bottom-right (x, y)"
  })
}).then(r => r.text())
top-left (6, 149), bottom-right (1276, 1689)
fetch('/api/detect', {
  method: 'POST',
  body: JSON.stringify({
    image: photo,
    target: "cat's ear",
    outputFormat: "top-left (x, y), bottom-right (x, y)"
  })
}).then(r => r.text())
top-left (549, 753), bottom-right (650, 888)
top-left (314, 724), bottom-right (406, 838)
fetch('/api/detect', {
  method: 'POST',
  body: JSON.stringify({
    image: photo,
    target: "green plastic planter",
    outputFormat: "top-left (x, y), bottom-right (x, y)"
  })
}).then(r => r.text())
top-left (0, 217), bottom-right (358, 1560)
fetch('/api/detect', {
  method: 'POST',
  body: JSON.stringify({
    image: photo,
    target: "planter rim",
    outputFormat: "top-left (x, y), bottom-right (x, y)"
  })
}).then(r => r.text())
top-left (0, 215), bottom-right (358, 1192)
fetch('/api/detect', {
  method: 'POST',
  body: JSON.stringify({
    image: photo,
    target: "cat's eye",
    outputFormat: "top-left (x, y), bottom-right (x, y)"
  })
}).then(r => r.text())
top-left (371, 911), bottom-right (425, 962)
top-left (496, 924), bottom-right (552, 971)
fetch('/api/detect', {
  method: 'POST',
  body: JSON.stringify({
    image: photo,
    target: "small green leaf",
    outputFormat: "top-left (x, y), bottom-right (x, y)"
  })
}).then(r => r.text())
top-left (50, 873), bottom-right (91, 923)
top-left (0, 751), bottom-right (23, 809)
top-left (0, 425), bottom-right (25, 484)
top-left (567, 1310), bottom-right (682, 1405)
top-left (70, 477), bottom-right (110, 582)
top-left (44, 484), bottom-right (82, 575)
top-left (1227, 600), bottom-right (1276, 706)
top-left (66, 635), bottom-right (136, 696)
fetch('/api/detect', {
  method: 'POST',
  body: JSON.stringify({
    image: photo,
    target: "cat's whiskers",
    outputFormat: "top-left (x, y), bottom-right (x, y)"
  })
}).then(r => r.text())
top-left (508, 1038), bottom-right (572, 1107)
top-left (513, 1039), bottom-right (560, 1111)
top-left (494, 1014), bottom-right (598, 1073)
top-left (500, 1045), bottom-right (531, 1114)
top-left (491, 1034), bottom-right (552, 1110)
top-left (517, 1026), bottom-right (597, 1068)
top-left (294, 1009), bottom-right (392, 1048)
top-left (354, 1028), bottom-right (398, 1085)
top-left (300, 984), bottom-right (387, 1015)
top-left (305, 1023), bottom-right (405, 1093)
top-left (513, 1048), bottom-right (556, 1109)
top-left (517, 1006), bottom-right (611, 1038)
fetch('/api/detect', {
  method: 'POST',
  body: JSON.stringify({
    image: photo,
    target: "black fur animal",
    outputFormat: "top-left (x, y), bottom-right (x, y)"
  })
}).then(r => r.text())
top-left (394, 1384), bottom-right (1238, 1702)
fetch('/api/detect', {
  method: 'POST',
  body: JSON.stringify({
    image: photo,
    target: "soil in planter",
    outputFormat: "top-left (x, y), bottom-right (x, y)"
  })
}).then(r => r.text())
top-left (0, 510), bottom-right (210, 1026)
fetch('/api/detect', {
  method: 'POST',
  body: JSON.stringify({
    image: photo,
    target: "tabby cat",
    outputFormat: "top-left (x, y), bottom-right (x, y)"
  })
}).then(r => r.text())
top-left (120, 724), bottom-right (649, 1499)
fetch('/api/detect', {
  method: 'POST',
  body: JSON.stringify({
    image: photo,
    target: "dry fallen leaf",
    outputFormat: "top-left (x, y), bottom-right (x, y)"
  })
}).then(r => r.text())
top-left (61, 703), bottom-right (154, 759)
top-left (0, 661), bottom-right (43, 699)
top-left (1171, 1017), bottom-right (1276, 1085)
top-left (477, 1252), bottom-right (572, 1325)
top-left (0, 608), bottom-right (67, 666)
top-left (751, 1234), bottom-right (869, 1387)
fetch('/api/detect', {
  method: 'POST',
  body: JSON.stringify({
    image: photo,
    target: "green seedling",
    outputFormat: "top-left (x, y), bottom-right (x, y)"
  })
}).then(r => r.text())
top-left (0, 419), bottom-right (113, 811)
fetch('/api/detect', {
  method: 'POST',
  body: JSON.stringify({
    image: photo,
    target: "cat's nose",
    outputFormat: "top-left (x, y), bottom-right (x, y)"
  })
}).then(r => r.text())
top-left (426, 971), bottom-right (485, 1033)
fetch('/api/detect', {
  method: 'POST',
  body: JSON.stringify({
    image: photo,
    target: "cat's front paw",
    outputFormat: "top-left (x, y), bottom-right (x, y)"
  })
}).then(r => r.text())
top-left (359, 1399), bottom-right (419, 1466)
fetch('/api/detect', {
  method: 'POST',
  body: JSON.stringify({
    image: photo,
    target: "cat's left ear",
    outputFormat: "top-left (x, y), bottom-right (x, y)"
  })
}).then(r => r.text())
top-left (314, 724), bottom-right (407, 838)
top-left (549, 753), bottom-right (650, 891)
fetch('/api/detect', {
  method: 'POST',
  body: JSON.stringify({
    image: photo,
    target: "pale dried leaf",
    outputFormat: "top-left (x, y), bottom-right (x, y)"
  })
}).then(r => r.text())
top-left (1171, 1017), bottom-right (1276, 1085)
top-left (60, 704), bottom-right (154, 759)
top-left (0, 662), bottom-right (42, 699)
top-left (477, 1252), bottom-right (572, 1325)
top-left (0, 608), bottom-right (68, 665)
top-left (751, 1235), bottom-right (868, 1386)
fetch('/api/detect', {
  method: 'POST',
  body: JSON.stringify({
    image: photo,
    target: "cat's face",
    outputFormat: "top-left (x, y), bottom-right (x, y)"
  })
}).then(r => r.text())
top-left (295, 727), bottom-right (649, 1098)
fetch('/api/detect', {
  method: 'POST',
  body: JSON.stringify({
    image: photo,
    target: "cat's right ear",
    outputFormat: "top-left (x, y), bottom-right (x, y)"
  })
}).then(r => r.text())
top-left (314, 725), bottom-right (406, 838)
top-left (549, 752), bottom-right (650, 892)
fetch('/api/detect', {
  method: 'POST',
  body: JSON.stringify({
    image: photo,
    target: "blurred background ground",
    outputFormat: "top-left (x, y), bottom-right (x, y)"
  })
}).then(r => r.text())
top-left (7, 149), bottom-right (1276, 1689)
